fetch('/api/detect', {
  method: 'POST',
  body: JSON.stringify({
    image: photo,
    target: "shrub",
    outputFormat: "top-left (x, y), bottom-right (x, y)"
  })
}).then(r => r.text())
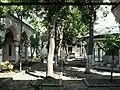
top-left (0, 61), bottom-right (14, 71)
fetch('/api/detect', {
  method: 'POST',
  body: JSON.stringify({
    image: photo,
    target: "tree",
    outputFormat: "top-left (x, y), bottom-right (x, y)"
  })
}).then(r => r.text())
top-left (44, 3), bottom-right (65, 76)
top-left (22, 0), bottom-right (103, 76)
top-left (39, 1), bottom-right (89, 75)
top-left (30, 32), bottom-right (40, 58)
top-left (97, 33), bottom-right (120, 82)
top-left (0, 0), bottom-right (104, 76)
top-left (76, 0), bottom-right (103, 74)
top-left (0, 8), bottom-right (5, 49)
top-left (30, 35), bottom-right (36, 58)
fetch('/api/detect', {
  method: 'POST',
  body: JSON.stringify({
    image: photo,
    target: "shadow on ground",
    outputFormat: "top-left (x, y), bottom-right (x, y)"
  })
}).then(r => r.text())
top-left (1, 62), bottom-right (120, 90)
top-left (1, 78), bottom-right (120, 90)
top-left (63, 66), bottom-right (120, 79)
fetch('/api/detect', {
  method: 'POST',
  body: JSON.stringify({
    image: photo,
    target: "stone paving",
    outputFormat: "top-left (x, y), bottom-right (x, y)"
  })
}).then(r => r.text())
top-left (0, 63), bottom-right (120, 90)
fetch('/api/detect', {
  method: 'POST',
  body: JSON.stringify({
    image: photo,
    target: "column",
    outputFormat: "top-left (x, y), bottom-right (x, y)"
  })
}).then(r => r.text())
top-left (25, 42), bottom-right (28, 59)
top-left (80, 42), bottom-right (82, 56)
top-left (12, 43), bottom-right (15, 62)
top-left (81, 43), bottom-right (84, 56)
top-left (83, 44), bottom-right (87, 59)
top-left (91, 48), bottom-right (95, 66)
top-left (14, 41), bottom-right (19, 64)
top-left (22, 43), bottom-right (25, 58)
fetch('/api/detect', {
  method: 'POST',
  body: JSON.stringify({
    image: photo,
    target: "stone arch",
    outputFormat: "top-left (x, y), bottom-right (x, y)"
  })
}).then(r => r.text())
top-left (3, 25), bottom-right (17, 62)
top-left (6, 25), bottom-right (17, 41)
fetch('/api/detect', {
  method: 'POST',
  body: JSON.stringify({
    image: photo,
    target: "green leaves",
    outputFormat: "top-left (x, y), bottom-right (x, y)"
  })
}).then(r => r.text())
top-left (30, 32), bottom-right (40, 48)
top-left (62, 6), bottom-right (88, 46)
top-left (97, 34), bottom-right (120, 55)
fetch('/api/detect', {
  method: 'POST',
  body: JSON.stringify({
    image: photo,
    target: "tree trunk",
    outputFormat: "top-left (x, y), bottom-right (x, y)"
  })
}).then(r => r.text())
top-left (47, 36), bottom-right (55, 76)
top-left (54, 22), bottom-right (58, 69)
top-left (30, 48), bottom-right (33, 58)
top-left (47, 6), bottom-right (65, 77)
top-left (30, 47), bottom-right (35, 58)
top-left (85, 2), bottom-right (94, 74)
top-left (47, 13), bottom-right (59, 76)
top-left (54, 23), bottom-right (64, 69)
top-left (110, 49), bottom-right (114, 82)
top-left (64, 45), bottom-right (68, 57)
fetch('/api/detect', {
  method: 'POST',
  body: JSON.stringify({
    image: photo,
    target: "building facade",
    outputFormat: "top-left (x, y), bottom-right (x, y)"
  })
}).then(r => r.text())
top-left (0, 14), bottom-right (35, 64)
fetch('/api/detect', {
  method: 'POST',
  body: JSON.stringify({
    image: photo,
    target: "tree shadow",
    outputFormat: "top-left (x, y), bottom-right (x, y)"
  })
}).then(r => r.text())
top-left (2, 76), bottom-right (63, 90)
top-left (11, 62), bottom-right (120, 89)
top-left (23, 62), bottom-right (47, 72)
top-left (63, 66), bottom-right (120, 79)
top-left (1, 77), bottom-right (120, 90)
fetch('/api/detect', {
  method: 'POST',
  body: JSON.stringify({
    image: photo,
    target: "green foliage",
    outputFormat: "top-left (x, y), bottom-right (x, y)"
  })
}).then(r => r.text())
top-left (0, 8), bottom-right (5, 32)
top-left (0, 61), bottom-right (14, 71)
top-left (2, 0), bottom-right (101, 48)
top-left (30, 35), bottom-right (35, 48)
top-left (0, 0), bottom-right (103, 53)
top-left (97, 33), bottom-right (120, 55)
top-left (62, 6), bottom-right (88, 46)
top-left (30, 32), bottom-right (40, 57)
top-left (30, 32), bottom-right (40, 48)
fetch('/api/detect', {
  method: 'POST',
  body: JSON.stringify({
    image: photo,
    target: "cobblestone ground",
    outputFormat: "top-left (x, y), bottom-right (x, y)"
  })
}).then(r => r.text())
top-left (1, 63), bottom-right (120, 90)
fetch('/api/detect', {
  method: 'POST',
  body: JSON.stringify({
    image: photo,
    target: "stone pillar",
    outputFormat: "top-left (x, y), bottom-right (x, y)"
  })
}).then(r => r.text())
top-left (12, 43), bottom-right (15, 62)
top-left (91, 48), bottom-right (95, 66)
top-left (22, 43), bottom-right (25, 58)
top-left (25, 42), bottom-right (28, 59)
top-left (80, 42), bottom-right (82, 56)
top-left (14, 41), bottom-right (19, 64)
top-left (83, 44), bottom-right (87, 59)
top-left (81, 43), bottom-right (84, 56)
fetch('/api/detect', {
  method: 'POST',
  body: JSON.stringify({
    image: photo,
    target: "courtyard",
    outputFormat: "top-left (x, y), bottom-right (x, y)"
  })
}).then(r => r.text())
top-left (0, 62), bottom-right (120, 90)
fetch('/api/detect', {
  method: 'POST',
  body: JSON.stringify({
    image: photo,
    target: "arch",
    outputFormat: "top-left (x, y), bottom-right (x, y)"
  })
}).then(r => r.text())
top-left (5, 29), bottom-right (14, 41)
top-left (6, 25), bottom-right (17, 41)
top-left (3, 25), bottom-right (17, 62)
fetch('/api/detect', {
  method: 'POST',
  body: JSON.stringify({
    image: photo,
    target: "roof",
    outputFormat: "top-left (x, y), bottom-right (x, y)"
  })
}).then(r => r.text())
top-left (10, 13), bottom-right (36, 33)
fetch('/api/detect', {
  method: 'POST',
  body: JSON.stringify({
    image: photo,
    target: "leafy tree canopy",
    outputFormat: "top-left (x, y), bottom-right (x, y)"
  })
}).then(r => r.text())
top-left (97, 33), bottom-right (120, 55)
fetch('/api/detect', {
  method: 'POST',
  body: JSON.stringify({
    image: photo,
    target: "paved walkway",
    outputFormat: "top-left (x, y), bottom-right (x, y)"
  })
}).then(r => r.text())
top-left (0, 63), bottom-right (120, 90)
